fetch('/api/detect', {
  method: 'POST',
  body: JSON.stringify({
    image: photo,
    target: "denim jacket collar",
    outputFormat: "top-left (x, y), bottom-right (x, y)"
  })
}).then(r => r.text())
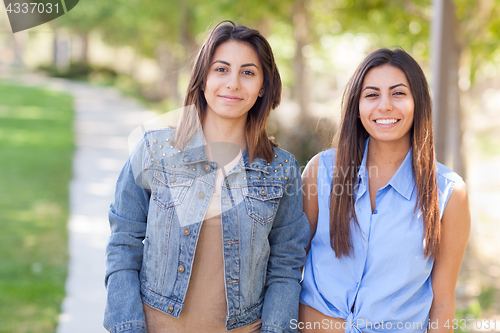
top-left (241, 149), bottom-right (270, 174)
top-left (182, 130), bottom-right (208, 165)
top-left (182, 130), bottom-right (269, 174)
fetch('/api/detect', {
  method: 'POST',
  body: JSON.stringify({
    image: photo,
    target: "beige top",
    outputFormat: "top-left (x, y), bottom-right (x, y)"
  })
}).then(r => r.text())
top-left (143, 145), bottom-right (261, 332)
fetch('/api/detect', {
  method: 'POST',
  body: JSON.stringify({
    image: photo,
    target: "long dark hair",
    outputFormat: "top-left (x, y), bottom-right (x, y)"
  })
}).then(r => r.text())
top-left (173, 20), bottom-right (281, 162)
top-left (330, 48), bottom-right (440, 258)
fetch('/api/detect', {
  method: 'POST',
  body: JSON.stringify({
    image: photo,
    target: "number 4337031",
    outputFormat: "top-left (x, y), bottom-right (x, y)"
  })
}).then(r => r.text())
top-left (444, 318), bottom-right (497, 330)
top-left (6, 2), bottom-right (59, 14)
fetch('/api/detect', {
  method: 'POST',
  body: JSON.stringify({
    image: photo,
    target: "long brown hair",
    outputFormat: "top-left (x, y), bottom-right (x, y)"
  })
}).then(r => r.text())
top-left (173, 20), bottom-right (281, 162)
top-left (330, 48), bottom-right (440, 258)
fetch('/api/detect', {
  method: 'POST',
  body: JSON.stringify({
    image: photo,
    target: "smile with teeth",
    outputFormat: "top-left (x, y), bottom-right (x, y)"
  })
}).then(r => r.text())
top-left (375, 118), bottom-right (399, 125)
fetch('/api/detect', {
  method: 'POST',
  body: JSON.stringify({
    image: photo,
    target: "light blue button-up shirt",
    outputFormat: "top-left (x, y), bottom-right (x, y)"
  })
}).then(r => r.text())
top-left (300, 138), bottom-right (461, 333)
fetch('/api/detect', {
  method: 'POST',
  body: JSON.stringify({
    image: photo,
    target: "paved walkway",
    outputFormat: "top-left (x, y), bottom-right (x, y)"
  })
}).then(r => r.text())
top-left (59, 81), bottom-right (155, 333)
top-left (5, 74), bottom-right (155, 333)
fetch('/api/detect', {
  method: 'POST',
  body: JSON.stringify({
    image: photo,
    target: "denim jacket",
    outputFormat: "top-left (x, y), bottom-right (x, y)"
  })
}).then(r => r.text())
top-left (104, 128), bottom-right (310, 333)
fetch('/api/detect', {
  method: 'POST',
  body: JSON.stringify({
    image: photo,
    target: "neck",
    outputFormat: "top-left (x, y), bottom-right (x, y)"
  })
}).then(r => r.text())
top-left (202, 112), bottom-right (247, 152)
top-left (366, 137), bottom-right (411, 170)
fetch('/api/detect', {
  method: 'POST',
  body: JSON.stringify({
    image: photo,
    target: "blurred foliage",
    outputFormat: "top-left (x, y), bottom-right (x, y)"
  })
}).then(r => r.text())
top-left (455, 0), bottom-right (500, 84)
top-left (309, 0), bottom-right (431, 57)
top-left (274, 115), bottom-right (336, 167)
top-left (455, 286), bottom-right (497, 332)
top-left (0, 82), bottom-right (73, 333)
top-left (38, 62), bottom-right (116, 80)
top-left (53, 0), bottom-right (500, 83)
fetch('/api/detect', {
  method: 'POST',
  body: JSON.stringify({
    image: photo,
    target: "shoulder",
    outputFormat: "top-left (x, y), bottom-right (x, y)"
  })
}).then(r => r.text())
top-left (435, 161), bottom-right (468, 218)
top-left (435, 161), bottom-right (465, 199)
top-left (269, 146), bottom-right (298, 176)
top-left (436, 161), bottom-right (467, 200)
top-left (143, 127), bottom-right (176, 144)
top-left (436, 161), bottom-right (464, 186)
top-left (272, 146), bottom-right (295, 162)
top-left (302, 149), bottom-right (336, 187)
top-left (319, 148), bottom-right (336, 165)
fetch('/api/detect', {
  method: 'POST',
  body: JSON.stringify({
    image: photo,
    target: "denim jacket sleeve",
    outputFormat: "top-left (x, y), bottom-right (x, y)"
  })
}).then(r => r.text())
top-left (260, 156), bottom-right (310, 333)
top-left (104, 135), bottom-right (150, 333)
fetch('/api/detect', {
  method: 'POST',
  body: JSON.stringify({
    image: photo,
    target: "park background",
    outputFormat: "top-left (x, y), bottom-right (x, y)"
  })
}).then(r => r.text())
top-left (1, 0), bottom-right (500, 332)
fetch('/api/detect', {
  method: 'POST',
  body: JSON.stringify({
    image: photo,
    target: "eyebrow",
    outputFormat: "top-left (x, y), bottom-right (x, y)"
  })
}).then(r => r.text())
top-left (212, 60), bottom-right (259, 69)
top-left (362, 83), bottom-right (408, 91)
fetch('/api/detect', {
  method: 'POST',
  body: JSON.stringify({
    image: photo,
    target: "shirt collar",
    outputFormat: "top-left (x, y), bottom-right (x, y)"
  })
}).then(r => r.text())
top-left (386, 147), bottom-right (415, 200)
top-left (356, 137), bottom-right (415, 201)
top-left (355, 138), bottom-right (370, 200)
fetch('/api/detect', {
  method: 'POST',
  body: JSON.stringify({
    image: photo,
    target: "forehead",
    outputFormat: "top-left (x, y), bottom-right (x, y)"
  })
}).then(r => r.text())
top-left (363, 65), bottom-right (409, 86)
top-left (211, 40), bottom-right (261, 65)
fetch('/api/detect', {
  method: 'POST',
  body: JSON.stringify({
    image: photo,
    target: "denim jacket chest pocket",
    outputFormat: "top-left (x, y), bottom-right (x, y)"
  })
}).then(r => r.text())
top-left (242, 184), bottom-right (284, 225)
top-left (151, 170), bottom-right (195, 209)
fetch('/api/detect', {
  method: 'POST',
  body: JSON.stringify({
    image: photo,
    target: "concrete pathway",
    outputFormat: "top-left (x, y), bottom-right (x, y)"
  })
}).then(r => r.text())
top-left (59, 81), bottom-right (155, 333)
top-left (4, 74), bottom-right (155, 333)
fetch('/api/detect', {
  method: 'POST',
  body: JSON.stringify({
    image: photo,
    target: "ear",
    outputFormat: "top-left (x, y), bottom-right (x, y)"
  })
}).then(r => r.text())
top-left (259, 86), bottom-right (265, 97)
top-left (200, 84), bottom-right (205, 91)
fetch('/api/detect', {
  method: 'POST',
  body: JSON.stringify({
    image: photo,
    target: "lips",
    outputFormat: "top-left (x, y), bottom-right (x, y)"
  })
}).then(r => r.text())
top-left (219, 95), bottom-right (243, 102)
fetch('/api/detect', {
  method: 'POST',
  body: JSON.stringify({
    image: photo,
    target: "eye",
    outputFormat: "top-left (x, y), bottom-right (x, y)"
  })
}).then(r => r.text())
top-left (393, 91), bottom-right (406, 96)
top-left (365, 92), bottom-right (378, 98)
top-left (215, 67), bottom-right (228, 73)
top-left (242, 70), bottom-right (255, 76)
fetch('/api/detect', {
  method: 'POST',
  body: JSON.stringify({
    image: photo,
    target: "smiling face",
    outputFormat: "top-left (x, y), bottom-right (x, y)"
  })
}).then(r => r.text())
top-left (359, 64), bottom-right (414, 147)
top-left (203, 40), bottom-right (264, 125)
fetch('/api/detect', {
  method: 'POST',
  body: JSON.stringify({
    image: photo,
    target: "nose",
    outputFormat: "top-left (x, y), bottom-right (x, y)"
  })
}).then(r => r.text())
top-left (226, 72), bottom-right (240, 90)
top-left (378, 93), bottom-right (393, 112)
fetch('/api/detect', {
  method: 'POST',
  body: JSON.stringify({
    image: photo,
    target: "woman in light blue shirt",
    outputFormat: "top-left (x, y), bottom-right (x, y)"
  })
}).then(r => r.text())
top-left (298, 48), bottom-right (470, 332)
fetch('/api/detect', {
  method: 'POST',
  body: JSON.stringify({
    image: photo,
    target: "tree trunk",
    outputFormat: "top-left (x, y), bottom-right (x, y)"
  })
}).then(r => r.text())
top-left (292, 0), bottom-right (310, 119)
top-left (13, 32), bottom-right (28, 68)
top-left (53, 30), bottom-right (70, 71)
top-left (80, 33), bottom-right (88, 64)
top-left (431, 0), bottom-right (465, 179)
top-left (155, 44), bottom-right (179, 102)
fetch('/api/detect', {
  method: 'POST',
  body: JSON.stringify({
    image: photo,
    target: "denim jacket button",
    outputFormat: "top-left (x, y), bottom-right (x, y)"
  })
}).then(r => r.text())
top-left (204, 165), bottom-right (211, 173)
top-left (260, 188), bottom-right (267, 196)
top-left (178, 265), bottom-right (185, 273)
top-left (183, 228), bottom-right (190, 236)
top-left (170, 176), bottom-right (176, 183)
top-left (198, 191), bottom-right (205, 199)
top-left (168, 305), bottom-right (174, 313)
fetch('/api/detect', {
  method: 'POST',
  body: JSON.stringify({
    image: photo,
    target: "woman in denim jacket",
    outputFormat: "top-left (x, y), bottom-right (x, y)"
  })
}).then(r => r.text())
top-left (104, 21), bottom-right (310, 333)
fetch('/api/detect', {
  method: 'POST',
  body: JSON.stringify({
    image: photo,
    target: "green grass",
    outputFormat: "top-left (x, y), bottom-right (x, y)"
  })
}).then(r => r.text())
top-left (0, 82), bottom-right (73, 333)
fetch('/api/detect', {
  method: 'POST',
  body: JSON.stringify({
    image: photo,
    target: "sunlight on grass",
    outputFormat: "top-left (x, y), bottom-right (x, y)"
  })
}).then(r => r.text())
top-left (0, 83), bottom-right (73, 333)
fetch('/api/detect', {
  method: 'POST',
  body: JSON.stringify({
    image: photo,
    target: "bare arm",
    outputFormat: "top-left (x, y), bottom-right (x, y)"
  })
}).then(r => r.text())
top-left (302, 153), bottom-right (321, 253)
top-left (429, 179), bottom-right (471, 332)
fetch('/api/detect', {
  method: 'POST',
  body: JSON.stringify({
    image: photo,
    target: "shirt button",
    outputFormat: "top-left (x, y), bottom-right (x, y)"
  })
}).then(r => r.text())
top-left (183, 228), bottom-right (190, 236)
top-left (373, 210), bottom-right (378, 214)
top-left (204, 165), bottom-right (211, 173)
top-left (178, 265), bottom-right (185, 273)
top-left (198, 191), bottom-right (205, 199)
top-left (168, 305), bottom-right (174, 313)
